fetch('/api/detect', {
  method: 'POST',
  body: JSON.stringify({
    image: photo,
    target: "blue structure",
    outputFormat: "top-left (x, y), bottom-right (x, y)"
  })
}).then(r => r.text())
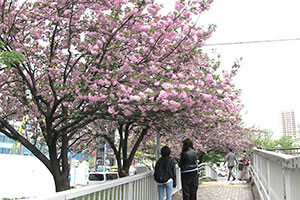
top-left (0, 132), bottom-right (34, 156)
top-left (0, 133), bottom-right (14, 154)
top-left (68, 151), bottom-right (89, 161)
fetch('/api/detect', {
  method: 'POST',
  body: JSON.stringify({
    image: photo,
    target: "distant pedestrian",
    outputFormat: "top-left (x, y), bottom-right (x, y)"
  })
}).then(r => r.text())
top-left (223, 148), bottom-right (238, 181)
top-left (239, 150), bottom-right (250, 181)
top-left (154, 146), bottom-right (177, 200)
top-left (179, 138), bottom-right (199, 200)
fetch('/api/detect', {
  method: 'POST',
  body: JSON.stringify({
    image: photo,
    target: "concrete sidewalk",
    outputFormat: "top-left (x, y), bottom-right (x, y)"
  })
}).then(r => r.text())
top-left (173, 180), bottom-right (253, 200)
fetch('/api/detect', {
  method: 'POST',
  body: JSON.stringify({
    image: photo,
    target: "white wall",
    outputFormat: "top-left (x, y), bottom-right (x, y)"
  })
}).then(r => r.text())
top-left (0, 154), bottom-right (55, 199)
top-left (69, 159), bottom-right (89, 187)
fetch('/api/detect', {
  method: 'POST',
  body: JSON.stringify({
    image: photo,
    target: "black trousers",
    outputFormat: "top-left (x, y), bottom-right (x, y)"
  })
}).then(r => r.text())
top-left (181, 171), bottom-right (199, 200)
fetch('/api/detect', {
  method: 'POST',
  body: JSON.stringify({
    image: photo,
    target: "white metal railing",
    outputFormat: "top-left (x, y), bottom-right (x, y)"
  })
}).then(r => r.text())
top-left (198, 162), bottom-right (218, 181)
top-left (265, 147), bottom-right (300, 156)
top-left (32, 167), bottom-right (182, 200)
top-left (251, 148), bottom-right (300, 200)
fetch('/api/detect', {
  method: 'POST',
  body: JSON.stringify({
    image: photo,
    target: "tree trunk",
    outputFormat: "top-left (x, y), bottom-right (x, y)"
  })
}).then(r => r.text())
top-left (53, 172), bottom-right (70, 192)
top-left (121, 126), bottom-right (149, 177)
top-left (48, 136), bottom-right (70, 192)
top-left (0, 118), bottom-right (71, 192)
top-left (102, 123), bottom-right (149, 178)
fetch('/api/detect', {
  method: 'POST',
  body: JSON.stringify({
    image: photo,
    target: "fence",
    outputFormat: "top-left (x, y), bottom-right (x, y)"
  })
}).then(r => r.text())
top-left (34, 167), bottom-right (182, 200)
top-left (265, 147), bottom-right (300, 156)
top-left (198, 162), bottom-right (218, 181)
top-left (251, 148), bottom-right (300, 200)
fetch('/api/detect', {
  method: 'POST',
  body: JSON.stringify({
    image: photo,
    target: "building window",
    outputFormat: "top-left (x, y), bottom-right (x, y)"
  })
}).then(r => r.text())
top-left (0, 134), bottom-right (15, 143)
top-left (0, 148), bottom-right (10, 154)
top-left (0, 135), bottom-right (5, 142)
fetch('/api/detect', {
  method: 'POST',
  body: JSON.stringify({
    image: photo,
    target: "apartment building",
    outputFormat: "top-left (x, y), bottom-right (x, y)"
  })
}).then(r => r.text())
top-left (281, 110), bottom-right (298, 137)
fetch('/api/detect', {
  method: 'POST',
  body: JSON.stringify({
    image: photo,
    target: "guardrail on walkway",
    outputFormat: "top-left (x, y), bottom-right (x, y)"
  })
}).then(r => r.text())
top-left (33, 161), bottom-right (219, 200)
top-left (198, 162), bottom-right (218, 181)
top-left (251, 148), bottom-right (300, 200)
top-left (35, 167), bottom-right (182, 200)
top-left (265, 147), bottom-right (300, 156)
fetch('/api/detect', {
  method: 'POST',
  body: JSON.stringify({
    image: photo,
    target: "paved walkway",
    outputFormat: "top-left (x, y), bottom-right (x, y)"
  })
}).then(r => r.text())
top-left (197, 180), bottom-right (253, 200)
top-left (173, 180), bottom-right (253, 200)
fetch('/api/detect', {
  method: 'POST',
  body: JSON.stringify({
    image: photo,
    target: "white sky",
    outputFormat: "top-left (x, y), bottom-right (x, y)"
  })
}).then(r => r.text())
top-left (198, 0), bottom-right (300, 138)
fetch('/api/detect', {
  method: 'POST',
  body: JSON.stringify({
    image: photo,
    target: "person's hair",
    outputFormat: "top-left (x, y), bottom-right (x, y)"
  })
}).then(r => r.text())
top-left (182, 138), bottom-right (194, 152)
top-left (243, 150), bottom-right (247, 153)
top-left (161, 146), bottom-right (171, 157)
top-left (229, 148), bottom-right (233, 152)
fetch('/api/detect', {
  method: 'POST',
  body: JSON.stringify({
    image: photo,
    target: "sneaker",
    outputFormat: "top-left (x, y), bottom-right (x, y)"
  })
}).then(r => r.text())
top-left (232, 177), bottom-right (236, 181)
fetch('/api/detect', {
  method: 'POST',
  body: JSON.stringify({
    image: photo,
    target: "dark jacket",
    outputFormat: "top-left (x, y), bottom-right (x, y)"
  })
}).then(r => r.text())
top-left (154, 156), bottom-right (177, 186)
top-left (179, 148), bottom-right (198, 172)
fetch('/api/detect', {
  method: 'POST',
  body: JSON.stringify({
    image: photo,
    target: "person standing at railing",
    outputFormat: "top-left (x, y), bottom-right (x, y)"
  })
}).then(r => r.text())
top-left (179, 138), bottom-right (199, 200)
top-left (223, 148), bottom-right (238, 181)
top-left (154, 146), bottom-right (177, 200)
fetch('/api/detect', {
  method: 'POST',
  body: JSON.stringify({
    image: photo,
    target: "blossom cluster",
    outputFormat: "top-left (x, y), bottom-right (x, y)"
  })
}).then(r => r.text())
top-left (0, 0), bottom-right (250, 161)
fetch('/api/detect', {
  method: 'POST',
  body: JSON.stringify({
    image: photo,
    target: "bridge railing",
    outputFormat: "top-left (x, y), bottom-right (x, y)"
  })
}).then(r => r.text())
top-left (265, 147), bottom-right (300, 156)
top-left (198, 162), bottom-right (218, 181)
top-left (33, 161), bottom-right (218, 200)
top-left (251, 148), bottom-right (300, 200)
top-left (34, 167), bottom-right (182, 200)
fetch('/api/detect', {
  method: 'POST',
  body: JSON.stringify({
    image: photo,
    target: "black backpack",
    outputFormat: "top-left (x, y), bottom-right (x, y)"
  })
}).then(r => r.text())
top-left (154, 157), bottom-right (173, 183)
top-left (238, 160), bottom-right (244, 170)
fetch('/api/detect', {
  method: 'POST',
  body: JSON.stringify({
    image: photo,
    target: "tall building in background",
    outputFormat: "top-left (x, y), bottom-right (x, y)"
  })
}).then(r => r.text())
top-left (281, 110), bottom-right (298, 137)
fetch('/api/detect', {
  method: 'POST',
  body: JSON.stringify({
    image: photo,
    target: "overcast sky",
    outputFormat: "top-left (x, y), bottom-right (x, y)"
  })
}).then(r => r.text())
top-left (198, 0), bottom-right (300, 138)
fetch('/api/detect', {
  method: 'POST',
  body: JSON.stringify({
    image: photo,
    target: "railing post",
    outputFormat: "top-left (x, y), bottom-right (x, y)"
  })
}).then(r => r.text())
top-left (266, 159), bottom-right (270, 197)
top-left (125, 181), bottom-right (133, 200)
top-left (267, 159), bottom-right (284, 200)
top-left (251, 149), bottom-right (300, 200)
top-left (176, 166), bottom-right (182, 192)
top-left (284, 167), bottom-right (300, 200)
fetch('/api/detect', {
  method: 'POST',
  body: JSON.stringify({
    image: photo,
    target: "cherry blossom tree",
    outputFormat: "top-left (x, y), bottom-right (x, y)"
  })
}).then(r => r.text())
top-left (0, 0), bottom-right (252, 192)
top-left (138, 66), bottom-right (252, 161)
top-left (83, 59), bottom-right (251, 176)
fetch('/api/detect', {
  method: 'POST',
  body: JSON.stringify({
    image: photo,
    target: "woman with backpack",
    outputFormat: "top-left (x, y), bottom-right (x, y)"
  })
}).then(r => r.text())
top-left (154, 146), bottom-right (177, 200)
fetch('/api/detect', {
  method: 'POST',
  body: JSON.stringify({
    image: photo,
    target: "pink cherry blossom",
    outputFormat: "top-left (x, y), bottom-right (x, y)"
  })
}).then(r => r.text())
top-left (108, 106), bottom-right (117, 115)
top-left (129, 95), bottom-right (141, 101)
top-left (161, 83), bottom-right (174, 90)
top-left (0, 0), bottom-right (250, 192)
top-left (158, 90), bottom-right (168, 100)
top-left (175, 1), bottom-right (184, 11)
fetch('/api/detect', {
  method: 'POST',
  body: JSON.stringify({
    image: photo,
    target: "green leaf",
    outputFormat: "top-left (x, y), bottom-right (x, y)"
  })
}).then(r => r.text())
top-left (0, 41), bottom-right (5, 47)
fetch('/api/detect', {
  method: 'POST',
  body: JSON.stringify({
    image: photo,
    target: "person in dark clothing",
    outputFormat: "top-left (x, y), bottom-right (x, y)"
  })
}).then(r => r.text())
top-left (179, 138), bottom-right (199, 200)
top-left (154, 146), bottom-right (177, 200)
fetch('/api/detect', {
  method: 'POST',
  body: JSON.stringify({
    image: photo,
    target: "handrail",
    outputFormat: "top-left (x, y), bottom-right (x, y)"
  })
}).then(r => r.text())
top-left (32, 171), bottom-right (153, 200)
top-left (264, 147), bottom-right (300, 156)
top-left (198, 162), bottom-right (218, 181)
top-left (251, 148), bottom-right (300, 200)
top-left (265, 147), bottom-right (300, 151)
top-left (33, 167), bottom-right (182, 200)
top-left (249, 164), bottom-right (271, 200)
